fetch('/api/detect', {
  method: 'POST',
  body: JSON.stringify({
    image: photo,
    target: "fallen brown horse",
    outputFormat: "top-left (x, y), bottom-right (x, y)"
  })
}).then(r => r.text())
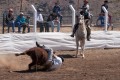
top-left (15, 47), bottom-right (49, 71)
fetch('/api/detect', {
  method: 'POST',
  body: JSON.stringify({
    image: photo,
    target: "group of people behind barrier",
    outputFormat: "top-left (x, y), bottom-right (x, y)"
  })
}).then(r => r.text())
top-left (37, 2), bottom-right (62, 32)
top-left (4, 2), bottom-right (62, 33)
top-left (5, 9), bottom-right (30, 33)
top-left (4, 0), bottom-right (111, 33)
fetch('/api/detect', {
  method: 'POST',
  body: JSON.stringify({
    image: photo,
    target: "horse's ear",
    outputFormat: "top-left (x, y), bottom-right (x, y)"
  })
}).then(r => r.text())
top-left (36, 42), bottom-right (40, 47)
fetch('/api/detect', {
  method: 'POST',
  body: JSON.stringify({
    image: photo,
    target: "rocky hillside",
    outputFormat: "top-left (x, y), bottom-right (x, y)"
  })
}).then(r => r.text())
top-left (0, 0), bottom-right (120, 25)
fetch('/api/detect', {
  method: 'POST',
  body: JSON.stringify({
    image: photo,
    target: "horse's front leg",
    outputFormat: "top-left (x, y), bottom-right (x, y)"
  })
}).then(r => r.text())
top-left (80, 39), bottom-right (85, 58)
top-left (28, 62), bottom-right (35, 71)
top-left (76, 40), bottom-right (79, 58)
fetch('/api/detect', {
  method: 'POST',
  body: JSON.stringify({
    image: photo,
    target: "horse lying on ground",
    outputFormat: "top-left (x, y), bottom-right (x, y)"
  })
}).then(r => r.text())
top-left (75, 14), bottom-right (87, 58)
top-left (15, 47), bottom-right (50, 71)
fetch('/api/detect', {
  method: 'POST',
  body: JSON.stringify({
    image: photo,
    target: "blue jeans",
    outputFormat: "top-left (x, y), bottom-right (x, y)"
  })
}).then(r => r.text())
top-left (44, 22), bottom-right (49, 32)
top-left (48, 20), bottom-right (60, 32)
top-left (15, 22), bottom-right (23, 33)
top-left (98, 16), bottom-right (105, 27)
top-left (57, 14), bottom-right (62, 25)
top-left (44, 48), bottom-right (53, 61)
top-left (22, 24), bottom-right (30, 33)
top-left (7, 21), bottom-right (15, 33)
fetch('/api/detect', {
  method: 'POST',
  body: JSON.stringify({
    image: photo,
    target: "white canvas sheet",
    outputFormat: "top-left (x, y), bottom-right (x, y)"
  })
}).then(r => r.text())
top-left (0, 31), bottom-right (120, 54)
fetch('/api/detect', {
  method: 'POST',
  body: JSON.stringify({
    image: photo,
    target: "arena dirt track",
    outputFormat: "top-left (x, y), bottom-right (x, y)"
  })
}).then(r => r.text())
top-left (0, 26), bottom-right (120, 80)
top-left (0, 49), bottom-right (120, 80)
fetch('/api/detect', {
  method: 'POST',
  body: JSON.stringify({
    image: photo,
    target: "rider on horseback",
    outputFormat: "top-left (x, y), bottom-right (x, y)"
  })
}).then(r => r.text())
top-left (70, 0), bottom-right (91, 41)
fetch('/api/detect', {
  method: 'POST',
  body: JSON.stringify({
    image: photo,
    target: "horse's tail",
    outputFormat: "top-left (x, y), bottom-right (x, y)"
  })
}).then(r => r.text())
top-left (15, 52), bottom-right (26, 56)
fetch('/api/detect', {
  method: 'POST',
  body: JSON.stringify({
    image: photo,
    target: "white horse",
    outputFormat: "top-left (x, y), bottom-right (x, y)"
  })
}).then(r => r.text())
top-left (75, 15), bottom-right (87, 58)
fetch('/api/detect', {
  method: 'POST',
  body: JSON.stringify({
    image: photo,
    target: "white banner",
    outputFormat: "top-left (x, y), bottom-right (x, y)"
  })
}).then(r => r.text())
top-left (0, 31), bottom-right (120, 54)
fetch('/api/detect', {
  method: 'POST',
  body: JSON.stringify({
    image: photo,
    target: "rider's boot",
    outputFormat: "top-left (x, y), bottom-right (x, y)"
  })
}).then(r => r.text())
top-left (86, 26), bottom-right (91, 41)
top-left (70, 23), bottom-right (79, 37)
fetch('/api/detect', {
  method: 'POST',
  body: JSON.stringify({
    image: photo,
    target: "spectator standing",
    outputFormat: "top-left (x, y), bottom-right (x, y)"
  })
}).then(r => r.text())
top-left (101, 0), bottom-right (108, 14)
top-left (15, 12), bottom-right (26, 33)
top-left (37, 9), bottom-right (44, 32)
top-left (100, 0), bottom-right (109, 26)
top-left (52, 2), bottom-right (62, 25)
top-left (6, 8), bottom-right (15, 33)
top-left (47, 11), bottom-right (60, 32)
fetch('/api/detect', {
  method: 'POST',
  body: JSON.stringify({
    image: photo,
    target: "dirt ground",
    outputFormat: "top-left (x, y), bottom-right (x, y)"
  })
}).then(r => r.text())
top-left (0, 26), bottom-right (120, 80)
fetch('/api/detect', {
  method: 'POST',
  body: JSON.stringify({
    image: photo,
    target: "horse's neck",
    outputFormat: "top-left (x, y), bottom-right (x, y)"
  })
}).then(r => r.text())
top-left (78, 20), bottom-right (86, 31)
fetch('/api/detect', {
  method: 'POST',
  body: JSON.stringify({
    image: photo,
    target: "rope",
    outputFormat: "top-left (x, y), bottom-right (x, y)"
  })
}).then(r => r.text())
top-left (35, 49), bottom-right (38, 72)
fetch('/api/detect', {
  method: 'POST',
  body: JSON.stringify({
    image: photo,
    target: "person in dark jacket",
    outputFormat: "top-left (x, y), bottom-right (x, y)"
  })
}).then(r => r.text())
top-left (101, 0), bottom-right (108, 14)
top-left (98, 0), bottom-right (112, 27)
top-left (6, 8), bottom-right (15, 33)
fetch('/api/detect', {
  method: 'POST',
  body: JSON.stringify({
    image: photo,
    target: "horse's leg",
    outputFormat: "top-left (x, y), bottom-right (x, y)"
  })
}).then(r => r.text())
top-left (76, 39), bottom-right (79, 58)
top-left (80, 39), bottom-right (85, 58)
top-left (28, 62), bottom-right (35, 71)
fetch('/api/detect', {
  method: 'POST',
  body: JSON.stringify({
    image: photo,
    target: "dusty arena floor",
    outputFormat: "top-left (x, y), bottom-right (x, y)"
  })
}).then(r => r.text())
top-left (0, 26), bottom-right (120, 80)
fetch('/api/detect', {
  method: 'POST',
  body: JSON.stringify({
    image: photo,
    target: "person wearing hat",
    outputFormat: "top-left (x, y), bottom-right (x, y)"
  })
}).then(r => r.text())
top-left (81, 0), bottom-right (90, 19)
top-left (15, 12), bottom-right (26, 33)
top-left (6, 8), bottom-right (15, 33)
top-left (70, 0), bottom-right (91, 41)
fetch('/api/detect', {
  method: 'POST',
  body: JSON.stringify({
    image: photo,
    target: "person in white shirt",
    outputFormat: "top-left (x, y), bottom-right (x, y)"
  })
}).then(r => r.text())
top-left (37, 9), bottom-right (44, 32)
top-left (48, 54), bottom-right (64, 71)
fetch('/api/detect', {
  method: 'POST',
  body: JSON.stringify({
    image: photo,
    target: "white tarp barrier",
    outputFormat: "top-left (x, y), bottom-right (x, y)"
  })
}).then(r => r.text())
top-left (0, 31), bottom-right (120, 54)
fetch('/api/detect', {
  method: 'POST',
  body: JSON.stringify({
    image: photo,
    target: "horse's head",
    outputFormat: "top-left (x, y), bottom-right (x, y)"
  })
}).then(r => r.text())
top-left (78, 14), bottom-right (84, 25)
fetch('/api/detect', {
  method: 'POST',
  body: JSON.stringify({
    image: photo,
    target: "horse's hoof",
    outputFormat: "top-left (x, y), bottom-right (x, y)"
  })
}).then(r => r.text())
top-left (9, 70), bottom-right (13, 73)
top-left (80, 54), bottom-right (85, 59)
top-left (15, 54), bottom-right (19, 56)
top-left (73, 55), bottom-right (78, 58)
top-left (82, 55), bottom-right (85, 59)
top-left (82, 56), bottom-right (85, 59)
